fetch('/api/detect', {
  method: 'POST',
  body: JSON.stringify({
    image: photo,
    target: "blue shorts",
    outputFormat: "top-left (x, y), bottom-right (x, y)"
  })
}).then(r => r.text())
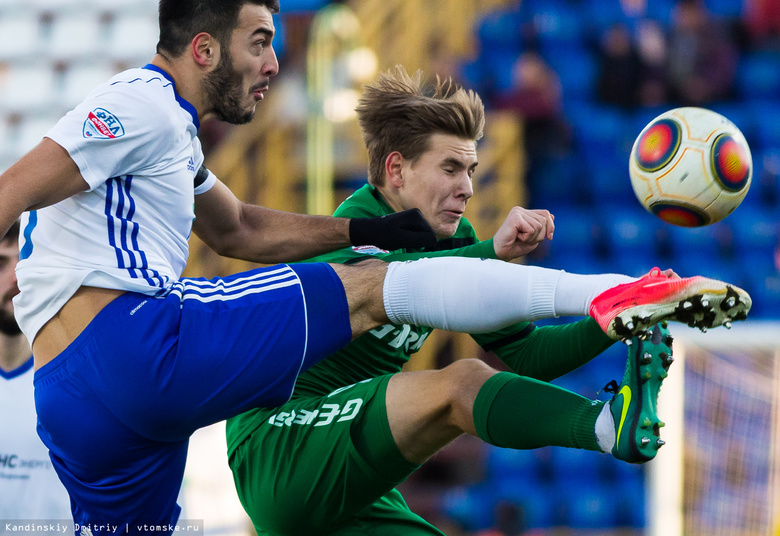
top-left (33, 263), bottom-right (351, 535)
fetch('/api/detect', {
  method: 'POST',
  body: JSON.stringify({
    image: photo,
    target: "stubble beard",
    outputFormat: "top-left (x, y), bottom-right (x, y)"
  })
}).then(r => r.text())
top-left (203, 50), bottom-right (256, 126)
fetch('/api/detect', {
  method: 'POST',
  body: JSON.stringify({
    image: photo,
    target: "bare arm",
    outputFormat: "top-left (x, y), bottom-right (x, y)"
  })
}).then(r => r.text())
top-left (193, 179), bottom-right (355, 264)
top-left (0, 138), bottom-right (89, 238)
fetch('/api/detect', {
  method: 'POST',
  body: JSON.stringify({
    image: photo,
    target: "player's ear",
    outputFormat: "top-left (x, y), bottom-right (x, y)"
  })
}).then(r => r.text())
top-left (191, 32), bottom-right (219, 67)
top-left (385, 151), bottom-right (405, 189)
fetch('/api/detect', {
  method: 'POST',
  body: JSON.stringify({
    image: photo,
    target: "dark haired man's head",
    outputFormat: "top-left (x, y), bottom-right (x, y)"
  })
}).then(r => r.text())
top-left (0, 221), bottom-right (21, 336)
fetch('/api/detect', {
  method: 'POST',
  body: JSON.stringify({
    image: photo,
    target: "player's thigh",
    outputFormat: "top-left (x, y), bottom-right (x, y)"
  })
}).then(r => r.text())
top-left (386, 359), bottom-right (497, 463)
top-left (328, 489), bottom-right (446, 535)
top-left (229, 376), bottom-right (418, 536)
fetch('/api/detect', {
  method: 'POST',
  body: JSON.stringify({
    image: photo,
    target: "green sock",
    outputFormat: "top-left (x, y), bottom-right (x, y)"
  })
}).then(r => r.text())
top-left (473, 372), bottom-right (604, 451)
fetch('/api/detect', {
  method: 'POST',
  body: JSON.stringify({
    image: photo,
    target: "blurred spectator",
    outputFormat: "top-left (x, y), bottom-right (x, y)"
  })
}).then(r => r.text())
top-left (745, 0), bottom-right (780, 49)
top-left (596, 23), bottom-right (644, 108)
top-left (666, 0), bottom-right (739, 105)
top-left (491, 52), bottom-right (572, 208)
top-left (491, 52), bottom-right (572, 200)
top-left (635, 19), bottom-right (669, 106)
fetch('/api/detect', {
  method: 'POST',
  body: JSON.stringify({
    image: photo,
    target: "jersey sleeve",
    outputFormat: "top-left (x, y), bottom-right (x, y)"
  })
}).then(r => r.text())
top-left (45, 83), bottom-right (178, 191)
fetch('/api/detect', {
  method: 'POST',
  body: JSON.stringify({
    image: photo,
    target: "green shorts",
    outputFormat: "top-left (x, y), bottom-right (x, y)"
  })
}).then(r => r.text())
top-left (227, 375), bottom-right (445, 536)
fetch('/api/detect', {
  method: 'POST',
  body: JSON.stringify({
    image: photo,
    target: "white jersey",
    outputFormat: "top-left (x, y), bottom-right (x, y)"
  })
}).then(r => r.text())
top-left (14, 65), bottom-right (217, 342)
top-left (0, 359), bottom-right (71, 519)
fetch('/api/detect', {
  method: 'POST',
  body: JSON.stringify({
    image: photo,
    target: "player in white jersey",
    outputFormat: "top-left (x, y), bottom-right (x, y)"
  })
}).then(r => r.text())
top-left (0, 0), bottom-right (751, 533)
top-left (0, 220), bottom-right (71, 521)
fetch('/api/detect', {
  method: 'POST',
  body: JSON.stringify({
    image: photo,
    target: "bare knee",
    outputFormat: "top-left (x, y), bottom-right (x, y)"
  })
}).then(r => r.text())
top-left (438, 359), bottom-right (498, 430)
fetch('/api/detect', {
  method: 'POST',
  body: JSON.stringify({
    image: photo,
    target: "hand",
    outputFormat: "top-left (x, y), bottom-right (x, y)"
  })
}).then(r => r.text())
top-left (349, 208), bottom-right (438, 251)
top-left (650, 268), bottom-right (680, 279)
top-left (492, 207), bottom-right (555, 261)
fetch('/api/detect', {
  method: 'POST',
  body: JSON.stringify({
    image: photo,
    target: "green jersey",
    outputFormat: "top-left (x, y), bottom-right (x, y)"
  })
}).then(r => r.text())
top-left (226, 184), bottom-right (614, 535)
top-left (227, 184), bottom-right (613, 454)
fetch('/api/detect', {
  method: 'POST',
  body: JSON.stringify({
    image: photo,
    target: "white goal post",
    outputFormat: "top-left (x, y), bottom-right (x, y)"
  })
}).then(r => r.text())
top-left (649, 321), bottom-right (780, 536)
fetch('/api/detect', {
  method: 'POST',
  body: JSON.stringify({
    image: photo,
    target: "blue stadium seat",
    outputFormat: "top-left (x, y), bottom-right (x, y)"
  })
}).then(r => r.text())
top-left (526, 154), bottom-right (584, 207)
top-left (484, 446), bottom-right (545, 483)
top-left (540, 43), bottom-right (597, 102)
top-left (585, 0), bottom-right (675, 31)
top-left (522, 0), bottom-right (586, 46)
top-left (476, 6), bottom-right (525, 55)
top-left (548, 446), bottom-right (612, 484)
top-left (665, 223), bottom-right (728, 260)
top-left (492, 480), bottom-right (559, 529)
top-left (748, 100), bottom-right (780, 151)
top-left (441, 484), bottom-right (496, 531)
top-left (544, 205), bottom-right (597, 256)
top-left (726, 206), bottom-right (779, 255)
top-left (708, 102), bottom-right (756, 149)
top-left (610, 467), bottom-right (647, 527)
top-left (556, 481), bottom-right (619, 529)
top-left (736, 53), bottom-right (780, 102)
top-left (703, 0), bottom-right (745, 19)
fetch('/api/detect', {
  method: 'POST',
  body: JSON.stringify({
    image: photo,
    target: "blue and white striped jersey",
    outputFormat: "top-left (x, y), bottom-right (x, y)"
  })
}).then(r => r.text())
top-left (14, 65), bottom-right (217, 342)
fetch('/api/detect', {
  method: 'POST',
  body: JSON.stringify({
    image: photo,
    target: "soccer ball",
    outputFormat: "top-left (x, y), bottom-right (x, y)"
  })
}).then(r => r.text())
top-left (628, 107), bottom-right (752, 227)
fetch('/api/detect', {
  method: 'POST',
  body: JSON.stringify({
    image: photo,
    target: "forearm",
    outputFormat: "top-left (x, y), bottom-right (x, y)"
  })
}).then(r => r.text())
top-left (487, 318), bottom-right (615, 382)
top-left (201, 205), bottom-right (352, 264)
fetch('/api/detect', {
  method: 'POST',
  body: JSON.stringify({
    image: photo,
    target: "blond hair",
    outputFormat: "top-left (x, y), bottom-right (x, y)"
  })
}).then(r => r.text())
top-left (356, 66), bottom-right (485, 186)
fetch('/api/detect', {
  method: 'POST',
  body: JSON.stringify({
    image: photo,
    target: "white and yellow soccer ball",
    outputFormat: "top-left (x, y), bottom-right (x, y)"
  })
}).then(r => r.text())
top-left (628, 107), bottom-right (752, 227)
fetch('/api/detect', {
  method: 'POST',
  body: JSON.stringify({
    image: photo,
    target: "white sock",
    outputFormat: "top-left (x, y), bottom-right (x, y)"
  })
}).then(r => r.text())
top-left (553, 271), bottom-right (637, 317)
top-left (595, 401), bottom-right (616, 453)
top-left (381, 257), bottom-right (635, 333)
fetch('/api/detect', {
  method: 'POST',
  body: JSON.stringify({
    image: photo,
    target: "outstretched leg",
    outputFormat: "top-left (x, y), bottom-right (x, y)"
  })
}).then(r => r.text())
top-left (383, 325), bottom-right (675, 465)
top-left (332, 257), bottom-right (751, 343)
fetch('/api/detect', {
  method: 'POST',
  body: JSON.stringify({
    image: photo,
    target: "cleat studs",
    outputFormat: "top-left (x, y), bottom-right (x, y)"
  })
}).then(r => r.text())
top-left (641, 437), bottom-right (651, 447)
top-left (656, 439), bottom-right (666, 448)
top-left (661, 321), bottom-right (669, 328)
top-left (726, 296), bottom-right (736, 308)
top-left (625, 320), bottom-right (635, 331)
top-left (658, 421), bottom-right (666, 428)
top-left (660, 370), bottom-right (668, 379)
top-left (643, 418), bottom-right (652, 427)
top-left (642, 352), bottom-right (652, 364)
top-left (664, 335), bottom-right (674, 346)
top-left (683, 301), bottom-right (693, 309)
top-left (643, 370), bottom-right (652, 381)
top-left (701, 299), bottom-right (709, 307)
top-left (700, 326), bottom-right (708, 333)
top-left (724, 320), bottom-right (732, 329)
top-left (623, 338), bottom-right (633, 346)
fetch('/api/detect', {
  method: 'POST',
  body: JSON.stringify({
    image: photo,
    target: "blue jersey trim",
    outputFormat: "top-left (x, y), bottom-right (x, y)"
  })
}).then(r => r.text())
top-left (19, 210), bottom-right (37, 260)
top-left (104, 176), bottom-right (165, 288)
top-left (0, 356), bottom-right (34, 380)
top-left (142, 64), bottom-right (200, 130)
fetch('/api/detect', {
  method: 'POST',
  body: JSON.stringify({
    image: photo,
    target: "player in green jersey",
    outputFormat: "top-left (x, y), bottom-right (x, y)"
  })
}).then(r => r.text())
top-left (226, 67), bottom-right (734, 535)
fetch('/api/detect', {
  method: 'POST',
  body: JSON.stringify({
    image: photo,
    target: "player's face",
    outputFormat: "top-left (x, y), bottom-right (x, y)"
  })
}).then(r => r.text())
top-left (397, 133), bottom-right (477, 239)
top-left (204, 3), bottom-right (279, 125)
top-left (0, 240), bottom-right (21, 336)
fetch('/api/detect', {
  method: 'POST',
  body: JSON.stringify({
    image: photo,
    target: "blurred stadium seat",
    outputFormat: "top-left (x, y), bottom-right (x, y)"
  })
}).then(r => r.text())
top-left (0, 64), bottom-right (57, 115)
top-left (736, 52), bottom-right (780, 102)
top-left (0, 13), bottom-right (42, 63)
top-left (105, 14), bottom-right (160, 66)
top-left (48, 13), bottom-right (108, 64)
